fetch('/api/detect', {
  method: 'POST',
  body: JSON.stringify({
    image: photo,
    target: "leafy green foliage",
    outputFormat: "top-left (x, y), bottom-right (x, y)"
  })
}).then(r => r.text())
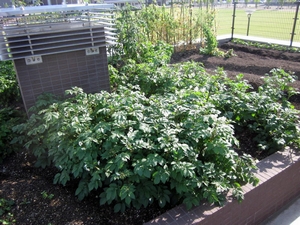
top-left (0, 198), bottom-right (14, 216)
top-left (212, 68), bottom-right (300, 154)
top-left (13, 39), bottom-right (300, 211)
top-left (108, 5), bottom-right (174, 67)
top-left (200, 23), bottom-right (218, 55)
top-left (0, 198), bottom-right (16, 224)
top-left (12, 39), bottom-right (299, 213)
top-left (3, 0), bottom-right (298, 217)
top-left (11, 0), bottom-right (26, 7)
top-left (108, 4), bottom-right (218, 64)
top-left (108, 5), bottom-right (147, 65)
top-left (199, 12), bottom-right (227, 57)
top-left (0, 61), bottom-right (20, 107)
top-left (41, 191), bottom-right (54, 200)
top-left (13, 65), bottom-right (263, 213)
top-left (0, 108), bottom-right (25, 162)
top-left (0, 58), bottom-right (24, 164)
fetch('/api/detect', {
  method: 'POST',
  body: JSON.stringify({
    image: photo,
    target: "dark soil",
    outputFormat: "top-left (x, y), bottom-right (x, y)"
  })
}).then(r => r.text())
top-left (171, 42), bottom-right (300, 109)
top-left (1, 41), bottom-right (300, 225)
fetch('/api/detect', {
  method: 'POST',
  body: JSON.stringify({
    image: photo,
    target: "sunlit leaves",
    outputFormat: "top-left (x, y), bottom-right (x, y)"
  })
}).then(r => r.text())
top-left (11, 55), bottom-right (300, 213)
top-left (212, 68), bottom-right (300, 153)
top-left (0, 61), bottom-right (20, 107)
top-left (119, 184), bottom-right (136, 205)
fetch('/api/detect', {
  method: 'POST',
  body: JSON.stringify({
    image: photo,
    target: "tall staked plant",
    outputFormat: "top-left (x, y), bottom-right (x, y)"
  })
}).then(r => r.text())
top-left (108, 5), bottom-right (148, 63)
top-left (11, 0), bottom-right (26, 6)
top-left (109, 2), bottom-right (218, 56)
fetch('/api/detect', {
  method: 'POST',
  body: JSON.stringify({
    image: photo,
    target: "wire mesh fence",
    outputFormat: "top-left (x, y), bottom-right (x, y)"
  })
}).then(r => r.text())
top-left (109, 1), bottom-right (300, 48)
top-left (215, 2), bottom-right (300, 46)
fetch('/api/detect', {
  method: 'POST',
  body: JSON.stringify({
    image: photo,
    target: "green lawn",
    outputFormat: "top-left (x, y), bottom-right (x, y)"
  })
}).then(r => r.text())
top-left (215, 7), bottom-right (299, 41)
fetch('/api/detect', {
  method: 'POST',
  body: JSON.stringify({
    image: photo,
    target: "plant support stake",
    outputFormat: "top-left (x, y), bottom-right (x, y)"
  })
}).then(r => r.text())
top-left (231, 1), bottom-right (237, 40)
top-left (290, 1), bottom-right (300, 47)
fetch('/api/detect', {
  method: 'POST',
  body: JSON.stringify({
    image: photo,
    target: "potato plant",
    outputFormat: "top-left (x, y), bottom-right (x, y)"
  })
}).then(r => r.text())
top-left (12, 41), bottom-right (299, 212)
top-left (13, 85), bottom-right (259, 212)
top-left (0, 61), bottom-right (24, 162)
top-left (0, 61), bottom-right (20, 108)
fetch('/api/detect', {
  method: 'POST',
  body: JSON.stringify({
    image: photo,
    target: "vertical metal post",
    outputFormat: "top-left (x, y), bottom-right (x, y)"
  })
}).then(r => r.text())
top-left (290, 1), bottom-right (300, 47)
top-left (246, 14), bottom-right (251, 36)
top-left (189, 0), bottom-right (192, 45)
top-left (231, 1), bottom-right (237, 40)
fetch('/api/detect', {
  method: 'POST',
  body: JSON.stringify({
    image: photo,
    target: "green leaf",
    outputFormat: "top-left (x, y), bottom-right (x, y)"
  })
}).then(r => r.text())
top-left (99, 192), bottom-right (107, 205)
top-left (75, 181), bottom-right (89, 201)
top-left (119, 184), bottom-right (135, 204)
top-left (53, 173), bottom-right (60, 184)
top-left (114, 203), bottom-right (122, 212)
top-left (183, 194), bottom-right (201, 210)
top-left (153, 171), bottom-right (160, 185)
top-left (106, 184), bottom-right (118, 203)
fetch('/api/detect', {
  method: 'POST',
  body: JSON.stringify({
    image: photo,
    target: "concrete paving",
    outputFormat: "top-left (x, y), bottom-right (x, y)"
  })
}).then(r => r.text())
top-left (263, 197), bottom-right (300, 225)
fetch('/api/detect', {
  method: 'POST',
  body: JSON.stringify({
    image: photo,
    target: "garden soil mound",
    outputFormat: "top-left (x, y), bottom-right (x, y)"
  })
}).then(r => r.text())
top-left (1, 42), bottom-right (300, 225)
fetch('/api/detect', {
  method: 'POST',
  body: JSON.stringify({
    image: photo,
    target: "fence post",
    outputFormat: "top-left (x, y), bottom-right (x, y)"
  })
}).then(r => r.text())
top-left (231, 1), bottom-right (237, 40)
top-left (290, 1), bottom-right (300, 47)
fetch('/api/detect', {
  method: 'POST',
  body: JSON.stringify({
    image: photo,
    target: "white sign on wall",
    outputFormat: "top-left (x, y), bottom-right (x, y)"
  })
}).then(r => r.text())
top-left (25, 56), bottom-right (43, 65)
top-left (85, 47), bottom-right (100, 56)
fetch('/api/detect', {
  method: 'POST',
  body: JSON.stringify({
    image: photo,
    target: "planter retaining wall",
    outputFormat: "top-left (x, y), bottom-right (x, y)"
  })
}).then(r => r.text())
top-left (145, 149), bottom-right (300, 225)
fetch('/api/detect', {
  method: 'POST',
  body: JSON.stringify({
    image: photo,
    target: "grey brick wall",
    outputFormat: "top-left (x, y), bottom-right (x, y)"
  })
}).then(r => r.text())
top-left (14, 48), bottom-right (110, 113)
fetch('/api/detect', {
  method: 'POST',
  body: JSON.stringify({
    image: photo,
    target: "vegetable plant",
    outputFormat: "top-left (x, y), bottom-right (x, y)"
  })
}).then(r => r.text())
top-left (0, 108), bottom-right (25, 162)
top-left (0, 198), bottom-right (15, 225)
top-left (11, 40), bottom-right (299, 213)
top-left (13, 85), bottom-right (259, 212)
top-left (0, 61), bottom-right (20, 108)
top-left (211, 68), bottom-right (300, 154)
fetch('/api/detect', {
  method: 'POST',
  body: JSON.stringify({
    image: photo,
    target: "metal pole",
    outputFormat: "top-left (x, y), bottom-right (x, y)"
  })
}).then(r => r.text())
top-left (231, 1), bottom-right (237, 40)
top-left (290, 1), bottom-right (300, 47)
top-left (247, 14), bottom-right (251, 36)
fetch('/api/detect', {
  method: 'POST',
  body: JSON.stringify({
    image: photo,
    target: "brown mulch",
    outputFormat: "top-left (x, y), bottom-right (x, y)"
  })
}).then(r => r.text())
top-left (1, 41), bottom-right (300, 225)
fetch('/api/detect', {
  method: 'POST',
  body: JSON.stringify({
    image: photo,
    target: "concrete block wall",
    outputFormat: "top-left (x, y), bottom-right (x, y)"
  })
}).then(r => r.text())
top-left (145, 149), bottom-right (300, 225)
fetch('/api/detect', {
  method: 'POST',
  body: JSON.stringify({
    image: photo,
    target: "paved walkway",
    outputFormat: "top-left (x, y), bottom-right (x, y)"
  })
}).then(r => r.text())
top-left (217, 34), bottom-right (300, 48)
top-left (263, 197), bottom-right (300, 225)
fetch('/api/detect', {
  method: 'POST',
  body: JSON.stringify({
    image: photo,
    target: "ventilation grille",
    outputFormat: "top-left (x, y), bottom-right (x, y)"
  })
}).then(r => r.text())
top-left (0, 5), bottom-right (117, 61)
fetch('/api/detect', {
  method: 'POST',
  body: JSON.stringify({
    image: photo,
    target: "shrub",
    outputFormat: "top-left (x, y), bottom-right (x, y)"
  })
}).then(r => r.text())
top-left (13, 82), bottom-right (259, 212)
top-left (12, 60), bottom-right (299, 213)
top-left (212, 68), bottom-right (300, 154)
top-left (0, 108), bottom-right (25, 162)
top-left (111, 60), bottom-right (209, 97)
top-left (0, 61), bottom-right (24, 162)
top-left (0, 61), bottom-right (20, 107)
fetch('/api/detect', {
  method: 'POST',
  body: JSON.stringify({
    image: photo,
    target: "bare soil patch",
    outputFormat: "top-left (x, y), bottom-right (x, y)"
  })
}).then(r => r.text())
top-left (1, 41), bottom-right (300, 225)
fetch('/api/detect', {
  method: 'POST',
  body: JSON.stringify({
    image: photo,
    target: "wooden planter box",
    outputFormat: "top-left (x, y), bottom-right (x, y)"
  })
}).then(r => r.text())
top-left (145, 149), bottom-right (300, 225)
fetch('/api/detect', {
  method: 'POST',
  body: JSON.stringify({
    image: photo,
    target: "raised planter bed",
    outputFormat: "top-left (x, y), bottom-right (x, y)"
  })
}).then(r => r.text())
top-left (145, 149), bottom-right (300, 225)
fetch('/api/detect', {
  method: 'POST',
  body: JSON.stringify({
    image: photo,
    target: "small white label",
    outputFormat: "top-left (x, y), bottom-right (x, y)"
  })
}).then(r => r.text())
top-left (25, 56), bottom-right (43, 65)
top-left (85, 47), bottom-right (99, 56)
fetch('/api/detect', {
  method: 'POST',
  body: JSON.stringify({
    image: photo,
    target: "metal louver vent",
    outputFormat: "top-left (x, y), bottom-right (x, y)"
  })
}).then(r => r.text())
top-left (0, 4), bottom-right (117, 61)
